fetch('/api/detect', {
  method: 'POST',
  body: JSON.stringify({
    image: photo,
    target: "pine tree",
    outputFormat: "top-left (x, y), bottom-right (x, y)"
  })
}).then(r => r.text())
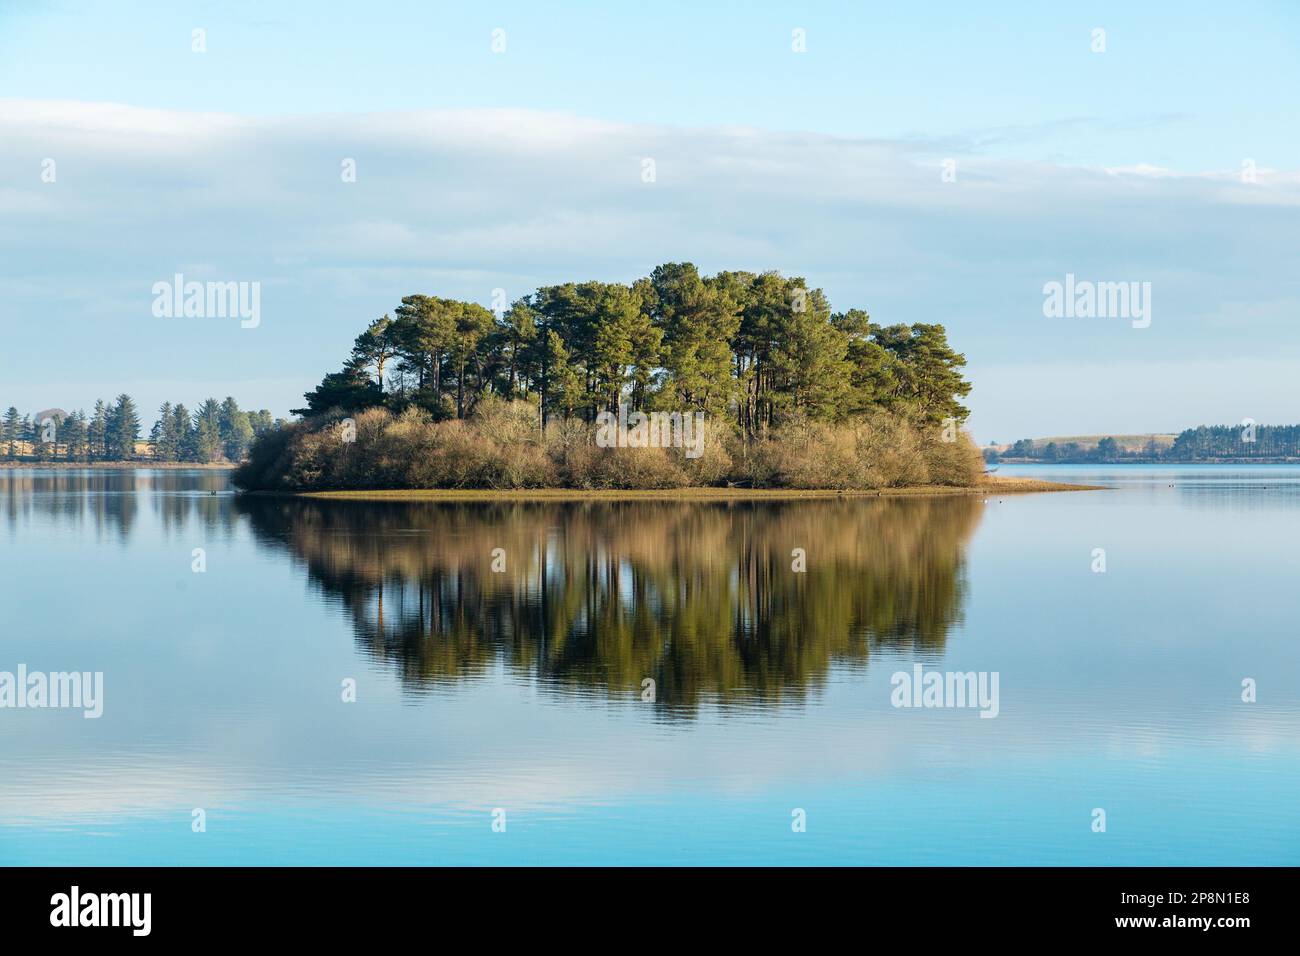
top-left (767, 285), bottom-right (849, 421)
top-left (649, 264), bottom-right (739, 417)
top-left (448, 302), bottom-right (496, 418)
top-left (292, 358), bottom-right (383, 417)
top-left (873, 323), bottom-right (971, 424)
top-left (590, 283), bottom-right (639, 414)
top-left (218, 396), bottom-right (253, 461)
top-left (105, 394), bottom-right (141, 460)
top-left (151, 402), bottom-right (176, 461)
top-left (61, 410), bottom-right (89, 460)
top-left (351, 315), bottom-right (399, 394)
top-left (249, 410), bottom-right (275, 436)
top-left (2, 407), bottom-right (19, 459)
top-left (173, 404), bottom-right (197, 461)
top-left (831, 309), bottom-right (895, 414)
top-left (501, 300), bottom-right (538, 399)
top-left (543, 331), bottom-right (584, 421)
top-left (192, 399), bottom-right (223, 462)
top-left (89, 400), bottom-right (108, 460)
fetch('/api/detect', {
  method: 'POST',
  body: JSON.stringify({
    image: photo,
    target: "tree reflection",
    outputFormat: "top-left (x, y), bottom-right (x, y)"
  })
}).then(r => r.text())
top-left (239, 496), bottom-right (982, 717)
top-left (0, 468), bottom-right (231, 541)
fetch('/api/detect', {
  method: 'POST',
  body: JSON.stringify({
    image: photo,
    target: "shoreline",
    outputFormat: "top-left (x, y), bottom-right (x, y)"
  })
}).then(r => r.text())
top-left (0, 463), bottom-right (1101, 497)
top-left (285, 476), bottom-right (1102, 502)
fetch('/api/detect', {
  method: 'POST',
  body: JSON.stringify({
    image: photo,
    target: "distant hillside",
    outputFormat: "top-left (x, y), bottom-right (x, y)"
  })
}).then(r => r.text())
top-left (991, 434), bottom-right (1175, 454)
top-left (991, 425), bottom-right (1300, 463)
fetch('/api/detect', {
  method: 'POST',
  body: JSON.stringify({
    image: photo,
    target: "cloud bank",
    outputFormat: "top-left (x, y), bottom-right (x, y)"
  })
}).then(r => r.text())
top-left (1, 99), bottom-right (1297, 438)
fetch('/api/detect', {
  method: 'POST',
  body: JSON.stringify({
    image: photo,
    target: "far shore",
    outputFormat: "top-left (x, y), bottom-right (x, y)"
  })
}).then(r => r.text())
top-left (286, 476), bottom-right (1103, 502)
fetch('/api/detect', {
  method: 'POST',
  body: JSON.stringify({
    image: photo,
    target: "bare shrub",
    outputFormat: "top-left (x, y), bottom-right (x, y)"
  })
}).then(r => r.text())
top-left (743, 417), bottom-right (873, 489)
top-left (679, 418), bottom-right (734, 486)
top-left (549, 425), bottom-right (689, 489)
top-left (921, 431), bottom-right (985, 486)
top-left (234, 400), bottom-right (980, 492)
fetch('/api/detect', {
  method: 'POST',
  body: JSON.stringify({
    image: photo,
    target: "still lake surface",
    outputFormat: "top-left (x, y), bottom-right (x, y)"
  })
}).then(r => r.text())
top-left (1, 464), bottom-right (1297, 865)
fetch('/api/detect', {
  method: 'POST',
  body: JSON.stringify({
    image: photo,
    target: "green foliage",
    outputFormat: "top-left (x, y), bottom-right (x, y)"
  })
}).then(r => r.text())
top-left (351, 315), bottom-right (399, 393)
top-left (498, 301), bottom-right (538, 399)
top-left (89, 401), bottom-right (107, 458)
top-left (247, 262), bottom-right (983, 490)
top-left (649, 263), bottom-right (736, 416)
top-left (105, 394), bottom-right (141, 459)
top-left (1169, 424), bottom-right (1300, 460)
top-left (59, 410), bottom-right (88, 460)
top-left (543, 330), bottom-right (584, 421)
top-left (218, 396), bottom-right (255, 461)
top-left (871, 323), bottom-right (972, 424)
top-left (292, 357), bottom-right (382, 417)
top-left (292, 263), bottom-right (973, 441)
top-left (2, 407), bottom-right (19, 458)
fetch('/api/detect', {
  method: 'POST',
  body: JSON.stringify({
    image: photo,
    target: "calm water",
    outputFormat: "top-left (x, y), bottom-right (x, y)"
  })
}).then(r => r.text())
top-left (1, 465), bottom-right (1297, 865)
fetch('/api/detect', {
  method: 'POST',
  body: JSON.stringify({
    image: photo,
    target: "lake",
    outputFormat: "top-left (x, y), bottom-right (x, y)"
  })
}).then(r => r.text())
top-left (1, 465), bottom-right (1297, 865)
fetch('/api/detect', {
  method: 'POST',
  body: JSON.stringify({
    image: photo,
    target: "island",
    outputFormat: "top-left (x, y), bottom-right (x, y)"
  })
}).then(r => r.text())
top-left (229, 262), bottom-right (1080, 496)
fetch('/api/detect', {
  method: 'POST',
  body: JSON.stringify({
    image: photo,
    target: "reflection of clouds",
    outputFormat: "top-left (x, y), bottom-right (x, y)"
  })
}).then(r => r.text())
top-left (7, 699), bottom-right (1298, 826)
top-left (1176, 481), bottom-right (1300, 512)
top-left (0, 756), bottom-right (236, 825)
top-left (0, 753), bottom-right (629, 825)
top-left (997, 467), bottom-right (1300, 513)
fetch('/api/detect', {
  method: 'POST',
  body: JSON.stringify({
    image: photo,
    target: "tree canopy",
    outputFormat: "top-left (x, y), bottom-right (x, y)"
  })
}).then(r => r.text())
top-left (299, 263), bottom-right (972, 439)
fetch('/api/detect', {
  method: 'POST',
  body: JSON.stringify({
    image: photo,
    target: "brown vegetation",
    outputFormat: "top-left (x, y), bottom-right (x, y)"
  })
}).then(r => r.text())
top-left (233, 398), bottom-right (987, 492)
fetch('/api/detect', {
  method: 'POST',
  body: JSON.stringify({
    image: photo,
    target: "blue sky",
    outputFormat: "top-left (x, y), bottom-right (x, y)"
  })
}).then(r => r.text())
top-left (1, 0), bottom-right (1298, 441)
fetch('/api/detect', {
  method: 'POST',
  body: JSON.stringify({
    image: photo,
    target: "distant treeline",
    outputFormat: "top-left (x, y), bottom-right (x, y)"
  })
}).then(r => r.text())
top-left (2, 395), bottom-right (280, 463)
top-left (240, 263), bottom-right (984, 491)
top-left (991, 424), bottom-right (1300, 463)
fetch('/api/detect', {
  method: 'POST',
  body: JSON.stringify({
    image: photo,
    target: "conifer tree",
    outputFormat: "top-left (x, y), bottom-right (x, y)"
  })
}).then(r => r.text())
top-left (89, 401), bottom-right (108, 459)
top-left (105, 394), bottom-right (141, 459)
top-left (2, 407), bottom-right (19, 458)
top-left (192, 399), bottom-right (223, 462)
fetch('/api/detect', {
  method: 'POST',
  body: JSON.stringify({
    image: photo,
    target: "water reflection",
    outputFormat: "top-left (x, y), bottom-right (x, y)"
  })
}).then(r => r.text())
top-left (237, 496), bottom-right (981, 716)
top-left (6, 467), bottom-right (1298, 864)
top-left (0, 468), bottom-right (233, 541)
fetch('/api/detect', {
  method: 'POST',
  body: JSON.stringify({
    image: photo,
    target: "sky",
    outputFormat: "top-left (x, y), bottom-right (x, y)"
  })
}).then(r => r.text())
top-left (0, 0), bottom-right (1297, 442)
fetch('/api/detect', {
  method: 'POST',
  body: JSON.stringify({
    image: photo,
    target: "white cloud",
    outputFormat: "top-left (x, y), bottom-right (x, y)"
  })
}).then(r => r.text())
top-left (1, 98), bottom-right (1297, 437)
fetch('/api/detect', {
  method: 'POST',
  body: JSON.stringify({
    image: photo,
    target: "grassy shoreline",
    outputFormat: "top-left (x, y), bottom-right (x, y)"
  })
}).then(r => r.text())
top-left (0, 461), bottom-right (1100, 496)
top-left (287, 476), bottom-right (1102, 501)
